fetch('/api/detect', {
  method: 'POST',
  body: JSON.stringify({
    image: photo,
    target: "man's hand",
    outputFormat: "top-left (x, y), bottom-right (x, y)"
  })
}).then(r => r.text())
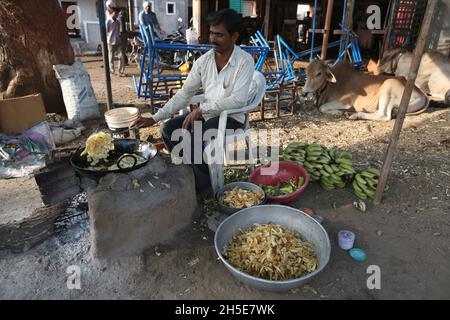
top-left (182, 108), bottom-right (202, 132)
top-left (135, 116), bottom-right (156, 128)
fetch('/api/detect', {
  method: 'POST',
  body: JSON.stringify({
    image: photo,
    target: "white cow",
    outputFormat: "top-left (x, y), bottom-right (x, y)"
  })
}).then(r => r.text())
top-left (303, 60), bottom-right (429, 121)
top-left (377, 48), bottom-right (450, 103)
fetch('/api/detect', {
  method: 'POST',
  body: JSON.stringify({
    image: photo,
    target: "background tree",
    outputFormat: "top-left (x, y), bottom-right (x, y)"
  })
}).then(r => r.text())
top-left (0, 0), bottom-right (75, 114)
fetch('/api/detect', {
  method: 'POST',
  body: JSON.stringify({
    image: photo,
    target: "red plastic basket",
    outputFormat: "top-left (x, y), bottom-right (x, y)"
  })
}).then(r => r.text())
top-left (248, 161), bottom-right (310, 203)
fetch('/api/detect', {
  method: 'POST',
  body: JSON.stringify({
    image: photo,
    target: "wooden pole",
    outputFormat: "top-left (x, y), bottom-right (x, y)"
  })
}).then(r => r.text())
top-left (374, 0), bottom-right (438, 204)
top-left (382, 0), bottom-right (397, 58)
top-left (128, 0), bottom-right (133, 31)
top-left (321, 0), bottom-right (335, 60)
top-left (263, 0), bottom-right (271, 39)
top-left (98, 0), bottom-right (113, 110)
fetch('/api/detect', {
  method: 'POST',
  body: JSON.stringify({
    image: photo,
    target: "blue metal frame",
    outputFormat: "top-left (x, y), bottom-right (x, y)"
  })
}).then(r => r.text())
top-left (133, 25), bottom-right (270, 100)
top-left (310, 0), bottom-right (319, 61)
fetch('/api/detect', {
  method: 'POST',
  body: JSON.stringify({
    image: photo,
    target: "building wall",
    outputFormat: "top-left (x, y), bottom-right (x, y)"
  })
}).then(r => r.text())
top-left (60, 0), bottom-right (189, 50)
top-left (59, 0), bottom-right (103, 50)
top-left (133, 0), bottom-right (189, 34)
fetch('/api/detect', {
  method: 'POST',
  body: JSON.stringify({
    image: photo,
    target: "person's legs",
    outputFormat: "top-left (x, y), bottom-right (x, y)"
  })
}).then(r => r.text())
top-left (160, 113), bottom-right (207, 190)
top-left (108, 44), bottom-right (115, 74)
top-left (117, 45), bottom-right (126, 75)
top-left (160, 113), bottom-right (189, 152)
top-left (192, 116), bottom-right (244, 191)
top-left (160, 113), bottom-right (244, 192)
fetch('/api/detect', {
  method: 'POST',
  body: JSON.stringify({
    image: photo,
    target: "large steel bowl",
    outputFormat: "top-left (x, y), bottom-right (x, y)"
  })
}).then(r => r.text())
top-left (214, 204), bottom-right (331, 292)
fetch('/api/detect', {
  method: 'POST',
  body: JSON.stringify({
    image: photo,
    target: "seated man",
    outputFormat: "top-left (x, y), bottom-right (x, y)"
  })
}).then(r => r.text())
top-left (139, 1), bottom-right (165, 41)
top-left (136, 8), bottom-right (255, 192)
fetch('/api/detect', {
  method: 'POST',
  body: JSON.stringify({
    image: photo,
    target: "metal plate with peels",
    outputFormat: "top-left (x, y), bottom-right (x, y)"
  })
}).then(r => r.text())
top-left (70, 139), bottom-right (157, 179)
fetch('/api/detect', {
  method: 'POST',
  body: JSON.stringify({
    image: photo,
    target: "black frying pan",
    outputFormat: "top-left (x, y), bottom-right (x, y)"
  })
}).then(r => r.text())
top-left (70, 139), bottom-right (158, 179)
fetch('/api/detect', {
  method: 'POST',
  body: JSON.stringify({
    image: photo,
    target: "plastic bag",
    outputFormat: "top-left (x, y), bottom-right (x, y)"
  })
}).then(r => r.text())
top-left (53, 60), bottom-right (100, 122)
top-left (0, 121), bottom-right (54, 178)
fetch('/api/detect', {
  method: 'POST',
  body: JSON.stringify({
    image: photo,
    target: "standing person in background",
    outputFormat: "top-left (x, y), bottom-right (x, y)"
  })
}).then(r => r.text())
top-left (105, 1), bottom-right (127, 65)
top-left (139, 1), bottom-right (166, 40)
top-left (105, 0), bottom-right (115, 19)
top-left (106, 8), bottom-right (125, 76)
top-left (303, 11), bottom-right (312, 45)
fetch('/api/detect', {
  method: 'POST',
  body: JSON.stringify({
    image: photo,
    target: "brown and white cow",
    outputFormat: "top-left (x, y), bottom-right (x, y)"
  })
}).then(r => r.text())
top-left (377, 48), bottom-right (450, 103)
top-left (303, 60), bottom-right (429, 121)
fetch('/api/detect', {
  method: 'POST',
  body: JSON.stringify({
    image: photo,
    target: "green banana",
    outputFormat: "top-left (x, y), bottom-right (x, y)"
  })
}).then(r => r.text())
top-left (322, 155), bottom-right (332, 163)
top-left (320, 169), bottom-right (330, 177)
top-left (321, 183), bottom-right (335, 191)
top-left (360, 185), bottom-right (375, 199)
top-left (335, 158), bottom-right (353, 166)
top-left (365, 167), bottom-right (381, 176)
top-left (321, 176), bottom-right (334, 185)
top-left (323, 164), bottom-right (334, 174)
top-left (361, 171), bottom-right (377, 179)
top-left (340, 168), bottom-right (356, 175)
top-left (309, 171), bottom-right (321, 178)
top-left (307, 150), bottom-right (323, 156)
top-left (352, 180), bottom-right (363, 193)
top-left (316, 157), bottom-right (331, 164)
top-left (336, 151), bottom-right (352, 160)
top-left (303, 161), bottom-right (314, 170)
top-left (308, 143), bottom-right (325, 148)
top-left (366, 180), bottom-right (378, 189)
top-left (355, 174), bottom-right (367, 186)
top-left (330, 173), bottom-right (343, 184)
top-left (306, 146), bottom-right (324, 153)
top-left (306, 156), bottom-right (320, 162)
top-left (287, 142), bottom-right (307, 149)
top-left (327, 149), bottom-right (334, 159)
top-left (354, 189), bottom-right (368, 200)
top-left (364, 176), bottom-right (379, 186)
top-left (331, 164), bottom-right (340, 172)
top-left (339, 163), bottom-right (356, 172)
top-left (335, 181), bottom-right (346, 188)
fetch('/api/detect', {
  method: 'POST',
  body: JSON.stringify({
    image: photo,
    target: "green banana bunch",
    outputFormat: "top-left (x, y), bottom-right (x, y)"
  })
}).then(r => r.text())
top-left (318, 148), bottom-right (355, 189)
top-left (282, 142), bottom-right (308, 164)
top-left (283, 142), bottom-right (357, 189)
top-left (352, 167), bottom-right (381, 199)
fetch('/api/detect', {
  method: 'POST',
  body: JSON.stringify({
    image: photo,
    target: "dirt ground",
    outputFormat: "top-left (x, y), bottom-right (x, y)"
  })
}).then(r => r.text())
top-left (0, 56), bottom-right (449, 300)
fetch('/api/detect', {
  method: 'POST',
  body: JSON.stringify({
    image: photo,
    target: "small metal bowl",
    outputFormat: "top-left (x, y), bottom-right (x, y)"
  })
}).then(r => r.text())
top-left (215, 182), bottom-right (266, 215)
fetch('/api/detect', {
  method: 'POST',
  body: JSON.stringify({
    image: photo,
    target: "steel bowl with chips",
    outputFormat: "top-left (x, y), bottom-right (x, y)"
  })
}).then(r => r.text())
top-left (214, 205), bottom-right (331, 291)
top-left (215, 182), bottom-right (266, 215)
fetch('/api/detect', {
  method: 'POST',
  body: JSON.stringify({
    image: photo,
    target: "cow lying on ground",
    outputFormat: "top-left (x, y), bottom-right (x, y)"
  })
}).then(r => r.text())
top-left (377, 48), bottom-right (450, 103)
top-left (303, 60), bottom-right (429, 121)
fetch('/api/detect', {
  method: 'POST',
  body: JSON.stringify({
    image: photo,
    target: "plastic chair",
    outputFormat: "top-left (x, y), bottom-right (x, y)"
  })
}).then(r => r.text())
top-left (189, 71), bottom-right (266, 193)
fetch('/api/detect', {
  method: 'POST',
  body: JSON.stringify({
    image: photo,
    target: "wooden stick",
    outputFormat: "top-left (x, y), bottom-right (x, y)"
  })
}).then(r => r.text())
top-left (374, 0), bottom-right (438, 204)
top-left (264, 0), bottom-right (271, 40)
top-left (128, 0), bottom-right (133, 31)
top-left (381, 0), bottom-right (397, 58)
top-left (98, 0), bottom-right (113, 110)
top-left (321, 0), bottom-right (335, 60)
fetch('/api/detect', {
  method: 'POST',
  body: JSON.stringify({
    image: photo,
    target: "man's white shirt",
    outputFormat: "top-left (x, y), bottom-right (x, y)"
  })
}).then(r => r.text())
top-left (152, 45), bottom-right (255, 124)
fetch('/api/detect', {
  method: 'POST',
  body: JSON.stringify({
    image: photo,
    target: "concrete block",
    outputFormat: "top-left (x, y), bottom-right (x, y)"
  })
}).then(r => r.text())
top-left (88, 155), bottom-right (197, 260)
